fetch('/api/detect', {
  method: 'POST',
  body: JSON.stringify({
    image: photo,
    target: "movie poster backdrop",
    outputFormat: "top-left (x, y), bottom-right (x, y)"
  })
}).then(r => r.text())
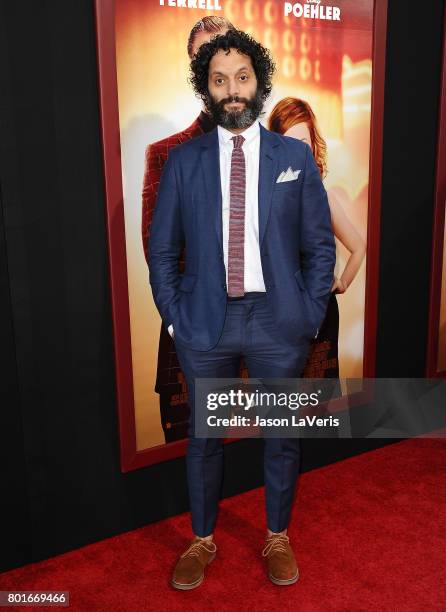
top-left (95, 0), bottom-right (388, 470)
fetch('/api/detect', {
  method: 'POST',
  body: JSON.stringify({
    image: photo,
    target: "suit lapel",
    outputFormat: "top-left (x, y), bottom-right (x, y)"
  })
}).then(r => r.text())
top-left (258, 124), bottom-right (279, 245)
top-left (199, 125), bottom-right (279, 253)
top-left (200, 128), bottom-right (223, 254)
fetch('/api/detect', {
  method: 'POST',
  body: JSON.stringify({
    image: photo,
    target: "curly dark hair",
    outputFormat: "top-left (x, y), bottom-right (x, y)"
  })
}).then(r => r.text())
top-left (189, 29), bottom-right (276, 109)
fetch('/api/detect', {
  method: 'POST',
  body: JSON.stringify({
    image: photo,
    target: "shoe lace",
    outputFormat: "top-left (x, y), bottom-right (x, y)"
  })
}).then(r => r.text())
top-left (262, 534), bottom-right (290, 557)
top-left (181, 539), bottom-right (217, 559)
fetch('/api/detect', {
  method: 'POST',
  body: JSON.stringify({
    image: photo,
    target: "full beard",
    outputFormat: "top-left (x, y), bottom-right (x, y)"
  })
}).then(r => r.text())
top-left (207, 89), bottom-right (264, 130)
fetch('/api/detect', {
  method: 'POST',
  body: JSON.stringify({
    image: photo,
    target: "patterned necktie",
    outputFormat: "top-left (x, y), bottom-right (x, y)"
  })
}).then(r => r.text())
top-left (228, 134), bottom-right (246, 297)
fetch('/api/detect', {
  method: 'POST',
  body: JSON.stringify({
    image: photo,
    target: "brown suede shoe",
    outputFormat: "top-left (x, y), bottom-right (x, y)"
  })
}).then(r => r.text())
top-left (262, 533), bottom-right (299, 586)
top-left (171, 537), bottom-right (217, 590)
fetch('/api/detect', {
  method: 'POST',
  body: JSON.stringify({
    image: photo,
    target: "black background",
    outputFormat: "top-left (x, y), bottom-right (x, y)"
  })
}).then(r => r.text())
top-left (0, 1), bottom-right (445, 572)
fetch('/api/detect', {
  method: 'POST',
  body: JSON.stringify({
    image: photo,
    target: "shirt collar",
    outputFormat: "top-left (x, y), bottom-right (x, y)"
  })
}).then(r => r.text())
top-left (217, 119), bottom-right (260, 149)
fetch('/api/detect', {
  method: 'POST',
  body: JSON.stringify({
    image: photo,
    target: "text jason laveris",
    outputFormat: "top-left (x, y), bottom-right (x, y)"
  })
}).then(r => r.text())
top-left (207, 415), bottom-right (340, 427)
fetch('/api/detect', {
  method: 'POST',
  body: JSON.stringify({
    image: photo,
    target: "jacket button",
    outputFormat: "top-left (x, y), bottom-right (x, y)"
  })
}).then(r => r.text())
top-left (222, 283), bottom-right (227, 290)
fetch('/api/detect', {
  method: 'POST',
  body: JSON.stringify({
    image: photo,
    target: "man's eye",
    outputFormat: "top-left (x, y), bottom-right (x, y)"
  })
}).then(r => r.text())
top-left (215, 78), bottom-right (224, 85)
top-left (239, 75), bottom-right (248, 81)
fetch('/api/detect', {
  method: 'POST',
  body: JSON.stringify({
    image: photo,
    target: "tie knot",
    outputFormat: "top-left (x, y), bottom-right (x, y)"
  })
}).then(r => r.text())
top-left (231, 134), bottom-right (245, 149)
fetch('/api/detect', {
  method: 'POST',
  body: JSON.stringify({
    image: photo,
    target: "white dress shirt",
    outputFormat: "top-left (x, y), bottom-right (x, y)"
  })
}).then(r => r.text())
top-left (217, 119), bottom-right (266, 293)
top-left (168, 119), bottom-right (266, 338)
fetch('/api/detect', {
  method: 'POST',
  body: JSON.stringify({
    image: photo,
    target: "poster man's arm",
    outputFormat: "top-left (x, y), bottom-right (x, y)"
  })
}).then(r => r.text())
top-left (142, 143), bottom-right (164, 264)
top-left (148, 150), bottom-right (184, 330)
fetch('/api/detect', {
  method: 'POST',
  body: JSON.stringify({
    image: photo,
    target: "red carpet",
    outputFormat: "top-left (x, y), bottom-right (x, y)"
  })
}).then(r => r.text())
top-left (1, 438), bottom-right (446, 611)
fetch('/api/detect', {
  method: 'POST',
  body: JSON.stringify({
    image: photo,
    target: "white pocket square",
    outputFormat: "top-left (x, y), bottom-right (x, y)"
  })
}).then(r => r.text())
top-left (276, 167), bottom-right (301, 183)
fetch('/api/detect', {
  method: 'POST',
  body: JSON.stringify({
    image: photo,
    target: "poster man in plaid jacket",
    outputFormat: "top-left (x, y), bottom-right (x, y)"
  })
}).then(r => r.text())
top-left (142, 16), bottom-right (234, 442)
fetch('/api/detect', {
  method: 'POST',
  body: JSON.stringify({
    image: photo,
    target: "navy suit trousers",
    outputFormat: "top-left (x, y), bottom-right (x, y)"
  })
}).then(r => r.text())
top-left (174, 292), bottom-right (311, 537)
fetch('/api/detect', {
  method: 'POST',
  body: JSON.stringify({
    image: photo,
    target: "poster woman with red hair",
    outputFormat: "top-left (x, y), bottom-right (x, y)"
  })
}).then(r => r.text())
top-left (269, 97), bottom-right (366, 377)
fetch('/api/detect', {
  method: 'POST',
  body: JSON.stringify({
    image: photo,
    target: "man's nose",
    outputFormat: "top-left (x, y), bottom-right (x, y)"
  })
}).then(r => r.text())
top-left (226, 78), bottom-right (239, 98)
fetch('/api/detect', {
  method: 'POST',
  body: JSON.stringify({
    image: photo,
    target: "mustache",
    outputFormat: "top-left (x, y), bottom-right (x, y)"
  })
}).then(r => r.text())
top-left (206, 88), bottom-right (263, 130)
top-left (217, 95), bottom-right (251, 107)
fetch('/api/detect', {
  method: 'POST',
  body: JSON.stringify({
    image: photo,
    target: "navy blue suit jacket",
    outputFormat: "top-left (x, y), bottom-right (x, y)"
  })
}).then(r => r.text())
top-left (148, 124), bottom-right (336, 352)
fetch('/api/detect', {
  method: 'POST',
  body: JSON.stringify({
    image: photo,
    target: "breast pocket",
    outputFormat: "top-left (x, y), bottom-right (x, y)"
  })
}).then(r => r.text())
top-left (273, 180), bottom-right (299, 193)
top-left (272, 182), bottom-right (300, 223)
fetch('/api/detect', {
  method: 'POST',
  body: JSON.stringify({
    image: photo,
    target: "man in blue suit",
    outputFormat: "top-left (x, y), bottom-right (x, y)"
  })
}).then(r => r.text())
top-left (149, 30), bottom-right (336, 590)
